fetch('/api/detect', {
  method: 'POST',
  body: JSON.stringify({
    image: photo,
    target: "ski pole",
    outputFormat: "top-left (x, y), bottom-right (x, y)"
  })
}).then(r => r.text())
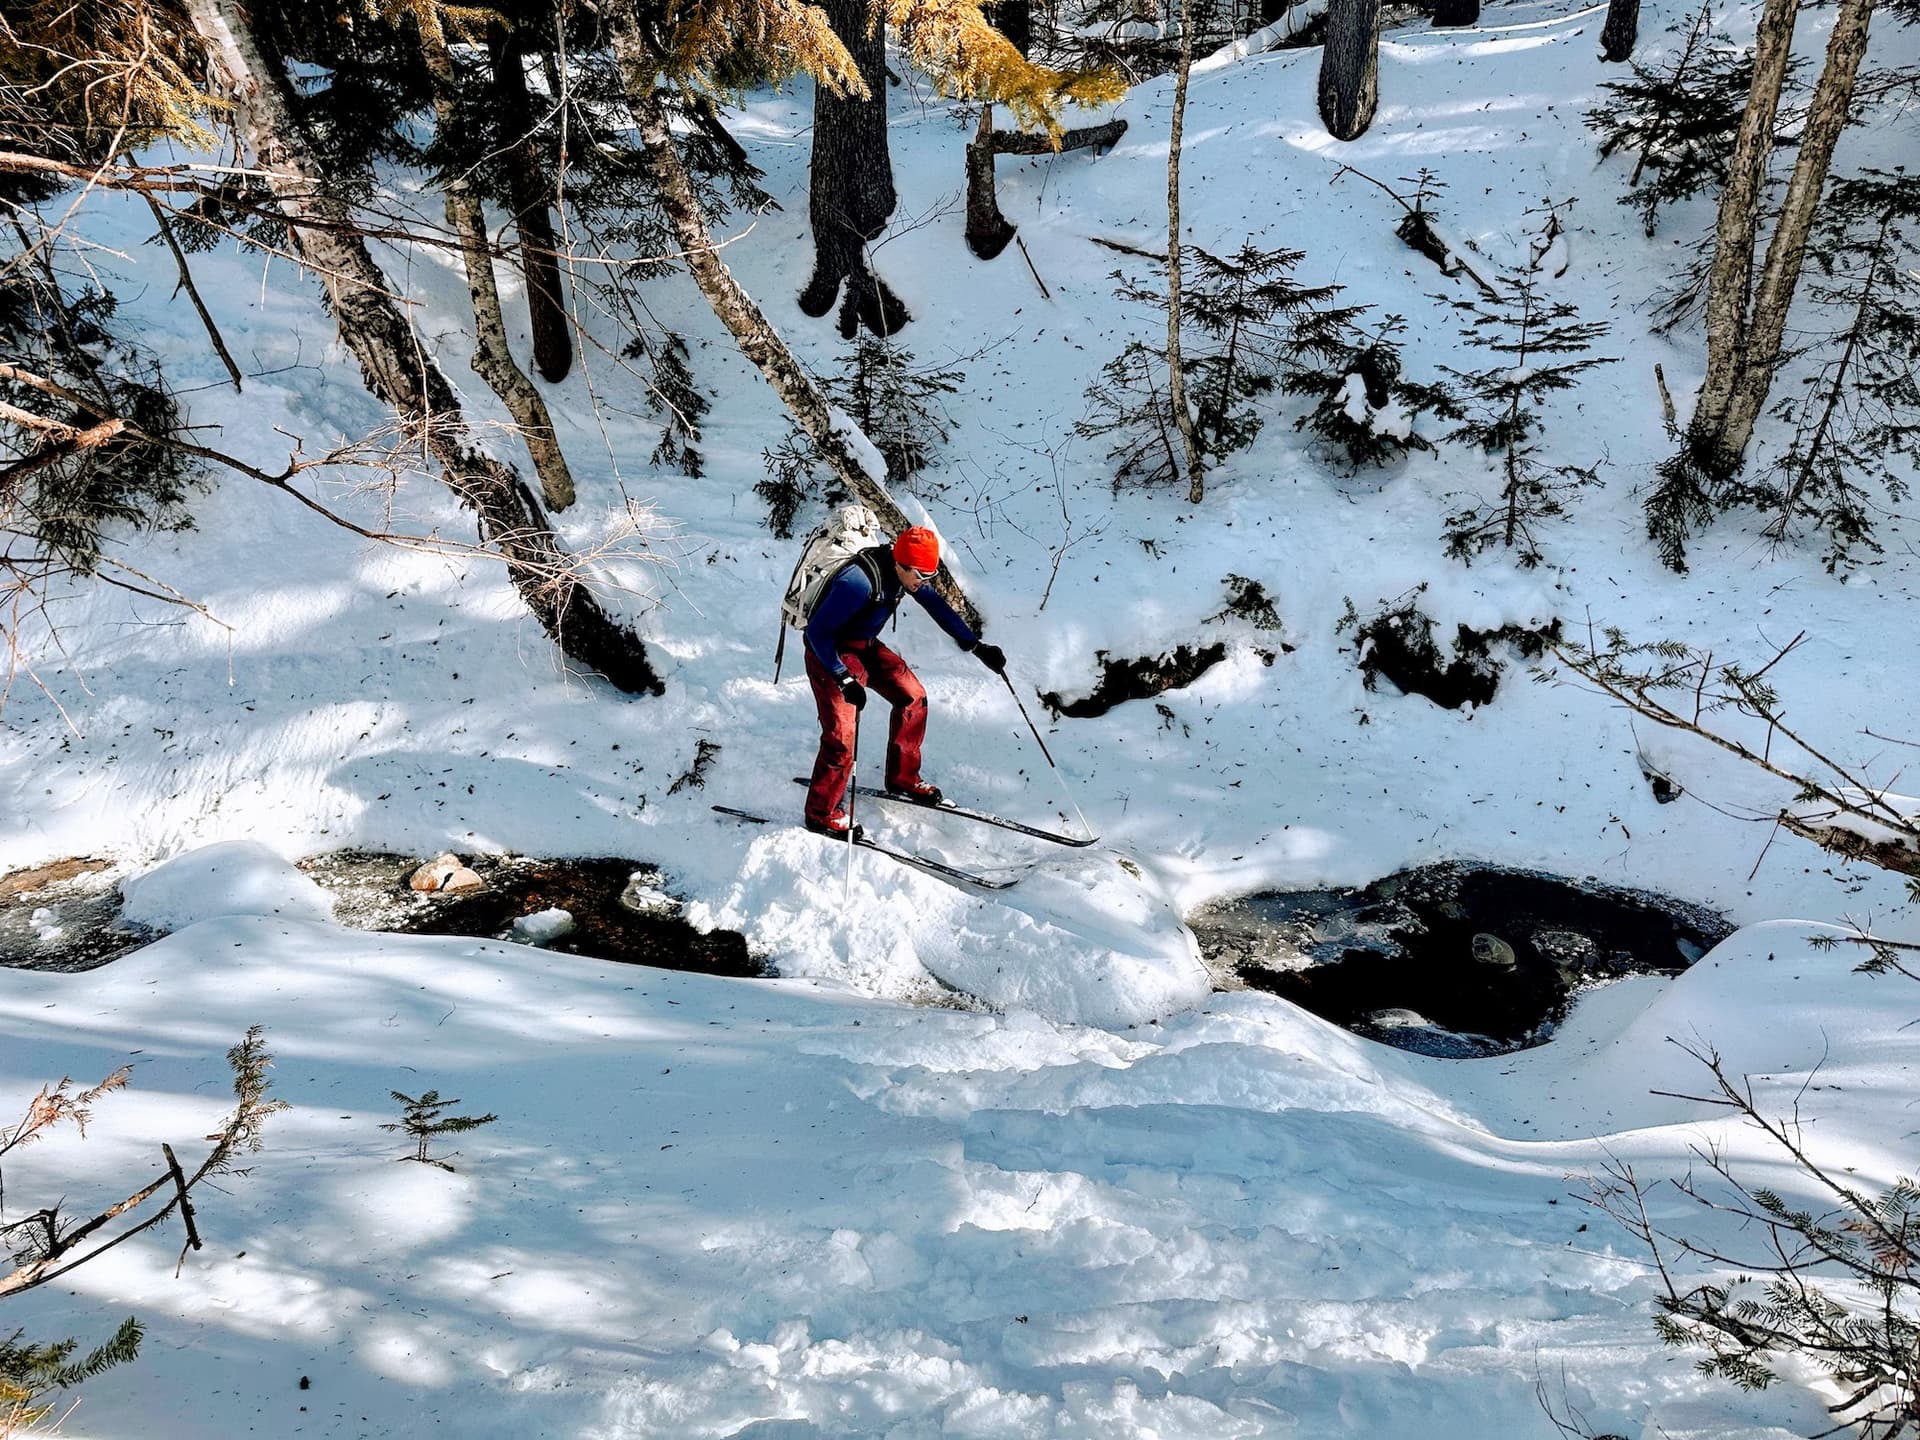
top-left (844, 707), bottom-right (860, 902)
top-left (998, 669), bottom-right (1094, 842)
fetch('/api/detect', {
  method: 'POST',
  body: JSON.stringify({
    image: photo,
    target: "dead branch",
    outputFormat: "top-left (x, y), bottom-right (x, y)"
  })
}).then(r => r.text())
top-left (143, 193), bottom-right (243, 392)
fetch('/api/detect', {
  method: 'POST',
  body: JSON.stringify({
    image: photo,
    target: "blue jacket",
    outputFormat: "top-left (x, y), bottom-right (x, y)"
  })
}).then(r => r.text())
top-left (805, 545), bottom-right (978, 677)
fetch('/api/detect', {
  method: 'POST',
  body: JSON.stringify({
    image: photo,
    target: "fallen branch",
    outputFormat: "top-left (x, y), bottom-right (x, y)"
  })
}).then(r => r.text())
top-left (143, 194), bottom-right (243, 393)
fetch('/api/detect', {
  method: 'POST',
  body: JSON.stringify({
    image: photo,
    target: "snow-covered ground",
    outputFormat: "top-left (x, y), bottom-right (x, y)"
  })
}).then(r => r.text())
top-left (2, 0), bottom-right (1916, 1433)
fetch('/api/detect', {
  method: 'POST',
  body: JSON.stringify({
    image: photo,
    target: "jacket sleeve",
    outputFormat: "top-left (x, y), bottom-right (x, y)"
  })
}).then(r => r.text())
top-left (911, 583), bottom-right (979, 651)
top-left (804, 564), bottom-right (874, 676)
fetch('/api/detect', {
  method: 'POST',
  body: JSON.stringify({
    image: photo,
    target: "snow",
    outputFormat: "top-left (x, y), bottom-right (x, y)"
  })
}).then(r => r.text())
top-left (3, 0), bottom-right (1918, 1435)
top-left (510, 907), bottom-right (576, 945)
top-left (118, 840), bottom-right (337, 930)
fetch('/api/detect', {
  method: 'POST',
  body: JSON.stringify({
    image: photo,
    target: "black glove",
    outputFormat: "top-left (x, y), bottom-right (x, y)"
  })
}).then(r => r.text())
top-left (973, 642), bottom-right (1006, 675)
top-left (837, 673), bottom-right (868, 710)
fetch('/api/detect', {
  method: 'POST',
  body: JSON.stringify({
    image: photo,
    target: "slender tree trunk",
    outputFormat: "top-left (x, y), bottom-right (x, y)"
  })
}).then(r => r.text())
top-left (1432, 0), bottom-right (1480, 28)
top-left (613, 77), bottom-right (980, 625)
top-left (419, 11), bottom-right (577, 512)
top-left (798, 0), bottom-right (907, 336)
top-left (1717, 0), bottom-right (1878, 459)
top-left (1599, 0), bottom-right (1641, 61)
top-left (965, 105), bottom-right (1018, 259)
top-left (1688, 0), bottom-right (1799, 471)
top-left (1166, 0), bottom-right (1205, 504)
top-left (1318, 0), bottom-right (1382, 141)
top-left (488, 23), bottom-right (572, 384)
top-left (186, 0), bottom-right (660, 693)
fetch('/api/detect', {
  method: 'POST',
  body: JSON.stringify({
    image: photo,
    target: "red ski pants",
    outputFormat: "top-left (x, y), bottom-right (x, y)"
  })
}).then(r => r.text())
top-left (804, 640), bottom-right (928, 824)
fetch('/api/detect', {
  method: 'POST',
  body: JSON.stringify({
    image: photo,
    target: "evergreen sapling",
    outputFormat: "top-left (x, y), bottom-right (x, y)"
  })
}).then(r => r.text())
top-left (754, 334), bottom-right (960, 533)
top-left (1587, 0), bottom-right (1771, 238)
top-left (1078, 242), bottom-right (1365, 489)
top-left (1286, 315), bottom-right (1459, 470)
top-left (1755, 167), bottom-right (1920, 570)
top-left (383, 1091), bottom-right (497, 1173)
top-left (1437, 206), bottom-right (1614, 567)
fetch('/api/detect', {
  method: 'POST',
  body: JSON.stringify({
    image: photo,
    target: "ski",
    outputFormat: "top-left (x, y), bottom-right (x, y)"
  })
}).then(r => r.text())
top-left (711, 805), bottom-right (1021, 890)
top-left (790, 777), bottom-right (1098, 848)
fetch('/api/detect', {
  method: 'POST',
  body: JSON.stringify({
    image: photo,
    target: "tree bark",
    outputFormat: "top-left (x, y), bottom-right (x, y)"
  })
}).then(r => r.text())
top-left (186, 0), bottom-right (660, 694)
top-left (965, 105), bottom-right (1018, 260)
top-left (1167, 0), bottom-right (1205, 504)
top-left (1318, 0), bottom-right (1382, 142)
top-left (797, 0), bottom-right (908, 336)
top-left (488, 23), bottom-right (572, 384)
top-left (986, 0), bottom-right (1032, 55)
top-left (419, 12), bottom-right (577, 512)
top-left (612, 74), bottom-right (980, 625)
top-left (1688, 0), bottom-right (1799, 472)
top-left (1598, 0), bottom-right (1640, 61)
top-left (1432, 0), bottom-right (1480, 27)
top-left (1717, 0), bottom-right (1877, 459)
top-left (967, 114), bottom-right (1128, 261)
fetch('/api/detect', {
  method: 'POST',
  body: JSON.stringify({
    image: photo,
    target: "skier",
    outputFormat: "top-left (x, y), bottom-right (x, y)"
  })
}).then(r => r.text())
top-left (802, 526), bottom-right (1004, 839)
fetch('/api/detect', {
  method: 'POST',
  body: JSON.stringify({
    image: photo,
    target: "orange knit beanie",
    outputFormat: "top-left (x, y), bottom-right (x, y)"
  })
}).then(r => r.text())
top-left (893, 527), bottom-right (940, 573)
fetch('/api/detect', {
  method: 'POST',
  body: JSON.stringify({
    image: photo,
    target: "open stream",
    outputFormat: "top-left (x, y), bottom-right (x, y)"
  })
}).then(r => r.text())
top-left (1190, 861), bottom-right (1732, 1057)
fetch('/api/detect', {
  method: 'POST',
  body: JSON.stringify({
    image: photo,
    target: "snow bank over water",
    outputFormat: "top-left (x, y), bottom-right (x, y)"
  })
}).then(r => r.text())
top-left (688, 828), bottom-right (1209, 1026)
top-left (121, 840), bottom-right (335, 931)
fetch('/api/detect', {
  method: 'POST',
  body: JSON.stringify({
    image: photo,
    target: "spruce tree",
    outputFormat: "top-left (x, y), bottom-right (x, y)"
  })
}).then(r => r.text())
top-left (1318, 0), bottom-right (1382, 141)
top-left (1079, 242), bottom-right (1366, 489)
top-left (1286, 316), bottom-right (1459, 470)
top-left (1438, 207), bottom-right (1615, 567)
top-left (1587, 0), bottom-right (1768, 237)
top-left (0, 247), bottom-right (200, 578)
top-left (1754, 167), bottom-right (1920, 570)
top-left (753, 335), bottom-right (961, 530)
top-left (383, 1090), bottom-right (497, 1172)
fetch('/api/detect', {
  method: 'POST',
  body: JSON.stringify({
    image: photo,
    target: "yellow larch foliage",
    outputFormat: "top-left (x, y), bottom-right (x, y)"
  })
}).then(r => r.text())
top-left (366, 0), bottom-right (503, 46)
top-left (883, 0), bottom-right (1126, 138)
top-left (617, 0), bottom-right (867, 99)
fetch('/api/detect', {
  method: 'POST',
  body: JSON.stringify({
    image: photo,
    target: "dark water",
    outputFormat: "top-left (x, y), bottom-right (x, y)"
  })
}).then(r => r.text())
top-left (1191, 862), bottom-right (1732, 1057)
top-left (1, 852), bottom-right (756, 978)
top-left (297, 851), bottom-right (760, 977)
top-left (0, 858), bottom-right (159, 971)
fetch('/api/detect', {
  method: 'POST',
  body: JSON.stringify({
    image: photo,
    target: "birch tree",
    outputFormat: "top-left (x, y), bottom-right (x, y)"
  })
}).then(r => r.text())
top-left (1686, 0), bottom-right (1878, 478)
top-left (185, 0), bottom-right (661, 693)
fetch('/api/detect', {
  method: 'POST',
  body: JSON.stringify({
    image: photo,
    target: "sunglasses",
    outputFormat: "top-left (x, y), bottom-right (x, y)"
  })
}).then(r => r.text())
top-left (903, 565), bottom-right (935, 581)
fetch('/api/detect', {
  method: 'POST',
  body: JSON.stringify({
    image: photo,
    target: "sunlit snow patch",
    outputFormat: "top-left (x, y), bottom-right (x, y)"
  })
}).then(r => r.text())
top-left (690, 830), bottom-right (1209, 1027)
top-left (121, 839), bottom-right (336, 931)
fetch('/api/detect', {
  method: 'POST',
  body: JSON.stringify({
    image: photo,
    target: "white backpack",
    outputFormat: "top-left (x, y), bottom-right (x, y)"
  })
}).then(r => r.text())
top-left (773, 504), bottom-right (887, 682)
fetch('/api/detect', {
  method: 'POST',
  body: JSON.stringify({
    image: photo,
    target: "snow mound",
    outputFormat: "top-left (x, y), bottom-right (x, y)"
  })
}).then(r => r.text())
top-left (121, 840), bottom-right (336, 930)
top-left (689, 830), bottom-right (1208, 1026)
top-left (909, 850), bottom-right (1210, 1027)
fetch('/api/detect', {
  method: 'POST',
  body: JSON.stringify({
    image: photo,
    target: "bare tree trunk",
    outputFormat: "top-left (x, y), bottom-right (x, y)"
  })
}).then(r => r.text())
top-left (611, 72), bottom-right (981, 624)
top-left (1599, 0), bottom-right (1640, 61)
top-left (1688, 0), bottom-right (1799, 472)
top-left (1432, 0), bottom-right (1480, 28)
top-left (965, 105), bottom-right (1018, 260)
top-left (488, 23), bottom-right (571, 384)
top-left (1717, 0), bottom-right (1877, 459)
top-left (797, 0), bottom-right (908, 337)
top-left (1166, 0), bottom-right (1205, 504)
top-left (1318, 0), bottom-right (1381, 141)
top-left (418, 11), bottom-right (577, 512)
top-left (186, 0), bottom-right (660, 694)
